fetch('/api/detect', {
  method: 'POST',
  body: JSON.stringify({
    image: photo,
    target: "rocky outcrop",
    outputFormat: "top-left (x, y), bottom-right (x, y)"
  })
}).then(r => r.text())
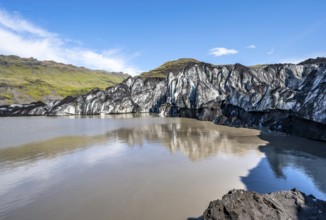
top-left (203, 189), bottom-right (326, 220)
top-left (0, 58), bottom-right (325, 140)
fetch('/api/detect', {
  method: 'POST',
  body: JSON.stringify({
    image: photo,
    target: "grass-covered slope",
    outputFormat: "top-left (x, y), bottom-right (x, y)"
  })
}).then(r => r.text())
top-left (0, 55), bottom-right (129, 105)
top-left (140, 58), bottom-right (200, 78)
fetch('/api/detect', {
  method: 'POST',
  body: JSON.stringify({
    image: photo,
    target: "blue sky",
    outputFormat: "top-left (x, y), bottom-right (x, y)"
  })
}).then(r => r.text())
top-left (0, 0), bottom-right (325, 75)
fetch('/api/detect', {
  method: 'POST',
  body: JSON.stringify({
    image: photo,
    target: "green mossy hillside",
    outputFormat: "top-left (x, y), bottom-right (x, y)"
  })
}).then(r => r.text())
top-left (140, 58), bottom-right (200, 78)
top-left (0, 55), bottom-right (129, 104)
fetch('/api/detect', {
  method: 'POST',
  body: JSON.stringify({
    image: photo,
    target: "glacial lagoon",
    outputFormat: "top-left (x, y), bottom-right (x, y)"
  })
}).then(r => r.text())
top-left (0, 114), bottom-right (325, 220)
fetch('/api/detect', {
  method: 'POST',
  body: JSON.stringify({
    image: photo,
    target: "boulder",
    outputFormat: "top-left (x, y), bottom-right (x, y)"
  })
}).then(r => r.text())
top-left (203, 189), bottom-right (326, 220)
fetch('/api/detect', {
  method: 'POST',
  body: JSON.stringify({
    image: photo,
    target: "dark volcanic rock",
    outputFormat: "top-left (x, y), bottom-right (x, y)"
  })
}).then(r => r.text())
top-left (0, 58), bottom-right (325, 141)
top-left (203, 189), bottom-right (326, 220)
top-left (299, 57), bottom-right (326, 65)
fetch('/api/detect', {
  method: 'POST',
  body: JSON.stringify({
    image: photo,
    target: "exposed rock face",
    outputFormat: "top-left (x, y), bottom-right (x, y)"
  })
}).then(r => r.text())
top-left (203, 189), bottom-right (326, 220)
top-left (0, 58), bottom-right (325, 140)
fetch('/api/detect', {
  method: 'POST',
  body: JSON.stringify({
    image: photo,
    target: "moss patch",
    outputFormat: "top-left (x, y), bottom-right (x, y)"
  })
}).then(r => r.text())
top-left (140, 58), bottom-right (201, 78)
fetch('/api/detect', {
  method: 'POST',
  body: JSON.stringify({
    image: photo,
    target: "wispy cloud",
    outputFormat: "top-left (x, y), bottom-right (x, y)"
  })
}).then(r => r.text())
top-left (267, 48), bottom-right (274, 55)
top-left (246, 45), bottom-right (256, 49)
top-left (209, 47), bottom-right (238, 57)
top-left (0, 9), bottom-right (141, 75)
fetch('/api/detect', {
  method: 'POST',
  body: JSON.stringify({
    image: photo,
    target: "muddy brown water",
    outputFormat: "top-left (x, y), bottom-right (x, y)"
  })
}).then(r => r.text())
top-left (0, 114), bottom-right (325, 220)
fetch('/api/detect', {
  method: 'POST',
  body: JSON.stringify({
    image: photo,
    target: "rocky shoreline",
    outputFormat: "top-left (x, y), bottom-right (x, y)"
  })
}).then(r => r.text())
top-left (202, 189), bottom-right (326, 220)
top-left (1, 58), bottom-right (325, 141)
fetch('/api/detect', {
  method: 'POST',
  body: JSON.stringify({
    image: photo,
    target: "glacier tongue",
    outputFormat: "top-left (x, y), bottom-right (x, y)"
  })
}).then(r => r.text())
top-left (1, 61), bottom-right (325, 141)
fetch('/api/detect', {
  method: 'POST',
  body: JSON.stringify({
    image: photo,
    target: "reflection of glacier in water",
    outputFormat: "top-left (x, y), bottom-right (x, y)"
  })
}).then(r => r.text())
top-left (0, 116), bottom-right (268, 220)
top-left (107, 118), bottom-right (266, 160)
top-left (0, 116), bottom-right (266, 166)
top-left (242, 134), bottom-right (326, 200)
top-left (0, 115), bottom-right (325, 220)
top-left (106, 121), bottom-right (326, 200)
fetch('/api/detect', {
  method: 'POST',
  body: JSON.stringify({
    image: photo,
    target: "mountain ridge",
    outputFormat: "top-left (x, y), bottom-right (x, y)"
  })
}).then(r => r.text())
top-left (140, 57), bottom-right (326, 79)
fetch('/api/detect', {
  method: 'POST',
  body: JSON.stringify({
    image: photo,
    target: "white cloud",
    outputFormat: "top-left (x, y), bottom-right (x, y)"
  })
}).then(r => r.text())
top-left (209, 47), bottom-right (238, 57)
top-left (0, 10), bottom-right (53, 38)
top-left (0, 9), bottom-right (140, 75)
top-left (267, 48), bottom-right (274, 55)
top-left (246, 45), bottom-right (256, 49)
